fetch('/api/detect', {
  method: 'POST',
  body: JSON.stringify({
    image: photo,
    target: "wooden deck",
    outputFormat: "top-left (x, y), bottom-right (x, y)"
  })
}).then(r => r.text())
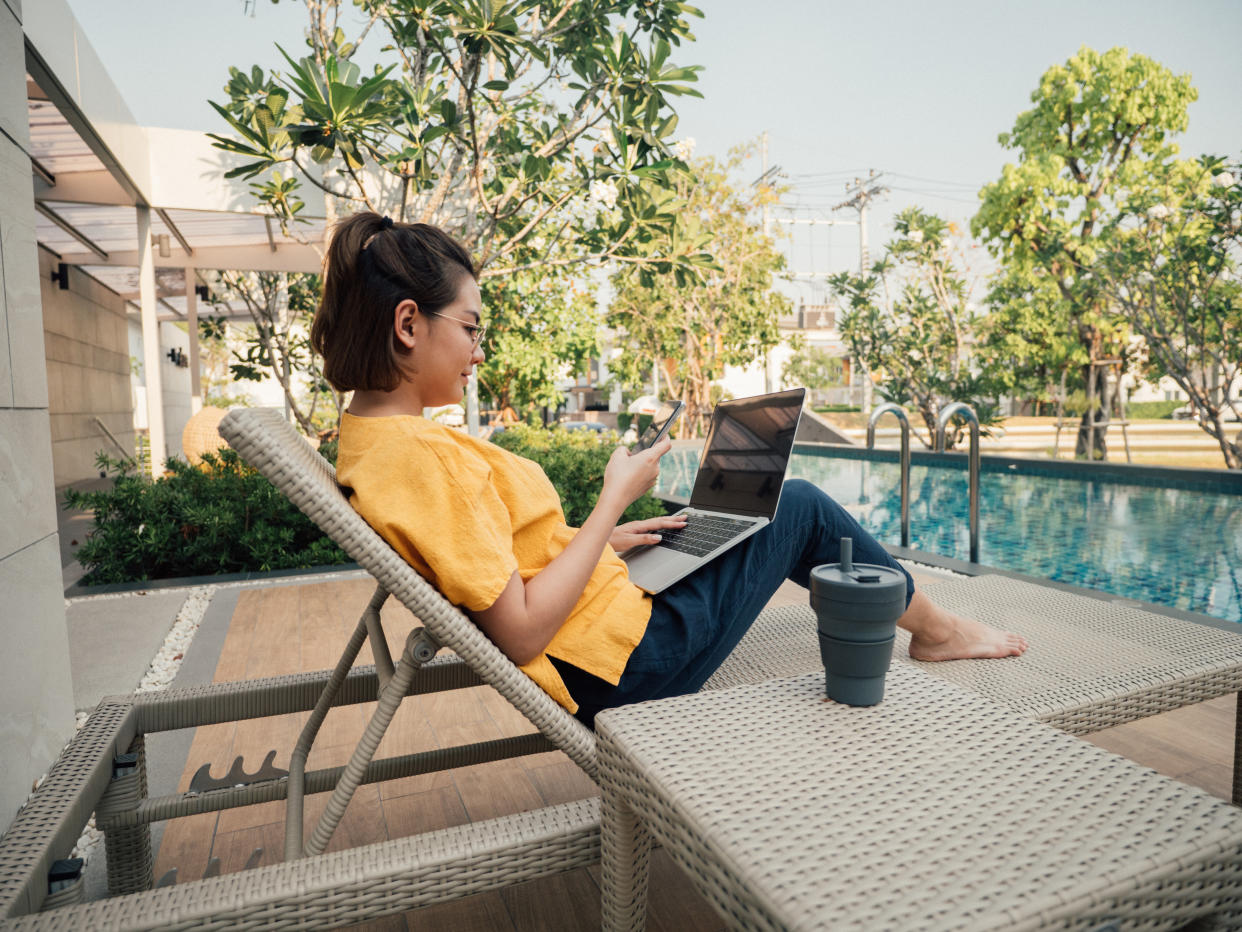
top-left (151, 574), bottom-right (1236, 932)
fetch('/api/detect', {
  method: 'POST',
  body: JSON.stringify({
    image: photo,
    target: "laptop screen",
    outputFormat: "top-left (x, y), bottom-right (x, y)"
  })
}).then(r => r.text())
top-left (688, 388), bottom-right (806, 519)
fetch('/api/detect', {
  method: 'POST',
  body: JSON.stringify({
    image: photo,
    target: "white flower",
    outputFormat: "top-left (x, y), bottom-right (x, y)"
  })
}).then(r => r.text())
top-left (1211, 171), bottom-right (1235, 188)
top-left (906, 229), bottom-right (924, 243)
top-left (672, 137), bottom-right (696, 161)
top-left (1147, 204), bottom-right (1172, 220)
top-left (589, 178), bottom-right (619, 210)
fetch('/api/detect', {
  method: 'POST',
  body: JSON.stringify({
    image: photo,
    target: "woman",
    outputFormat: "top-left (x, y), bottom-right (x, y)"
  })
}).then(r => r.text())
top-left (312, 213), bottom-right (1027, 727)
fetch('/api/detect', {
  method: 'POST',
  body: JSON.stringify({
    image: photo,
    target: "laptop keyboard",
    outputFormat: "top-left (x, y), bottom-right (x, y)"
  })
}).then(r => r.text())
top-left (657, 513), bottom-right (756, 557)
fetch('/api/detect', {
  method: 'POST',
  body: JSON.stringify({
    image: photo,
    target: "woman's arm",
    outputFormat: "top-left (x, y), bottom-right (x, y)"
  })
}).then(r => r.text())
top-left (471, 438), bottom-right (670, 665)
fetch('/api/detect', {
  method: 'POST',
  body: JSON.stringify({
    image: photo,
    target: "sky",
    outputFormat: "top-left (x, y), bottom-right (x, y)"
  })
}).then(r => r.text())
top-left (66, 0), bottom-right (1242, 303)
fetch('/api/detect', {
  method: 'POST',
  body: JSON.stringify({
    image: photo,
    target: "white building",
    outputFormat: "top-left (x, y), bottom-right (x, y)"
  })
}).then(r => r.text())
top-left (1, 0), bottom-right (327, 824)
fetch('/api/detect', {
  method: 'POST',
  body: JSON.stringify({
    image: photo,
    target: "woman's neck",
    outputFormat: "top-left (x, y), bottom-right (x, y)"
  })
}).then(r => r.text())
top-left (347, 386), bottom-right (424, 418)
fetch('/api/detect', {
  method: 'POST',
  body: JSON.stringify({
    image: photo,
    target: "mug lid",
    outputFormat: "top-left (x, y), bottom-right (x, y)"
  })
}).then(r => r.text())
top-left (810, 562), bottom-right (907, 603)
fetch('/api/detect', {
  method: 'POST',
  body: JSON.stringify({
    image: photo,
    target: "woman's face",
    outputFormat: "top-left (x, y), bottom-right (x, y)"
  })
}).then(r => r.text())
top-left (409, 276), bottom-right (486, 408)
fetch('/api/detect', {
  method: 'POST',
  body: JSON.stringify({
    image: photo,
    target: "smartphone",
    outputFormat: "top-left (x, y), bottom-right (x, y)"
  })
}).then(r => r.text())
top-left (634, 400), bottom-right (685, 451)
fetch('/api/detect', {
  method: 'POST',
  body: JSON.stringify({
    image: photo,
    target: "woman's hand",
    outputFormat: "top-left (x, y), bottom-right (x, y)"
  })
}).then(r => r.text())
top-left (599, 437), bottom-right (671, 513)
top-left (609, 513), bottom-right (689, 553)
top-left (470, 437), bottom-right (673, 666)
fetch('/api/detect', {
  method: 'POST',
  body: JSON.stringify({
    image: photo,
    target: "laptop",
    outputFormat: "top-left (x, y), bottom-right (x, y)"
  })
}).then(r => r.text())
top-left (621, 388), bottom-right (806, 594)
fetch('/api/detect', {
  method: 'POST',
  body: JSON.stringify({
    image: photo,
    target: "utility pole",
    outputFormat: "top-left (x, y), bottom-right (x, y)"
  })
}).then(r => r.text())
top-left (834, 171), bottom-right (888, 413)
top-left (761, 132), bottom-right (771, 240)
top-left (753, 132), bottom-right (783, 394)
top-left (835, 170), bottom-right (888, 273)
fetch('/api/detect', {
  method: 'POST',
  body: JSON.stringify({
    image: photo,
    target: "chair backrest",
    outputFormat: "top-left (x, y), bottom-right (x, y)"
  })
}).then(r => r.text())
top-left (219, 408), bottom-right (598, 778)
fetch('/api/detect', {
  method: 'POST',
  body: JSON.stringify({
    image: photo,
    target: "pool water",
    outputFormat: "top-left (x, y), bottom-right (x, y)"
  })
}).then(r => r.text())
top-left (656, 447), bottom-right (1242, 624)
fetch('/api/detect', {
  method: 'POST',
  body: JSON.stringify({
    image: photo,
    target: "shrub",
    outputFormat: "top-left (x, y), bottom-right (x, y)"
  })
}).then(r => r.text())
top-left (1126, 400), bottom-right (1183, 419)
top-left (490, 424), bottom-right (668, 526)
top-left (1057, 394), bottom-right (1181, 420)
top-left (64, 450), bottom-right (347, 585)
top-left (614, 412), bottom-right (656, 435)
top-left (811, 404), bottom-right (861, 413)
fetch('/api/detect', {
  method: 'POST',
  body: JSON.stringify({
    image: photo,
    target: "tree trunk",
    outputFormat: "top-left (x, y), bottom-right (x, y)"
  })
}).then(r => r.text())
top-left (1074, 363), bottom-right (1109, 460)
top-left (1208, 416), bottom-right (1242, 470)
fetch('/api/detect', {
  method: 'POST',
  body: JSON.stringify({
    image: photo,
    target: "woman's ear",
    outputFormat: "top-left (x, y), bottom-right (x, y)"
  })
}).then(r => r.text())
top-left (393, 299), bottom-right (419, 350)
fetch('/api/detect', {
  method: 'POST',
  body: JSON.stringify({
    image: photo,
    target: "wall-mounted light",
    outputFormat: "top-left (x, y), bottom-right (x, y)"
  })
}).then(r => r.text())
top-left (166, 348), bottom-right (188, 368)
top-left (152, 233), bottom-right (171, 258)
top-left (50, 262), bottom-right (69, 290)
top-left (194, 284), bottom-right (209, 301)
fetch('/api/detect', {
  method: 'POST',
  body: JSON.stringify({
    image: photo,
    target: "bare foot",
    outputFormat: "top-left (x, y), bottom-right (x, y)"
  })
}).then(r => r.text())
top-left (908, 612), bottom-right (1028, 661)
top-left (900, 591), bottom-right (1028, 661)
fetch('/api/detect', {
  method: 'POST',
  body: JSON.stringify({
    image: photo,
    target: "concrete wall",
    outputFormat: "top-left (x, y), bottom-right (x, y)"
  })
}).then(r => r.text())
top-left (40, 249), bottom-right (136, 485)
top-left (0, 0), bottom-right (77, 827)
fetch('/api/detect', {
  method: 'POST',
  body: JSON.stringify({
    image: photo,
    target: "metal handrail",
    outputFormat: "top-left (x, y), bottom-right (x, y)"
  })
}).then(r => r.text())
top-left (93, 416), bottom-right (130, 460)
top-left (934, 402), bottom-right (980, 564)
top-left (866, 403), bottom-right (911, 548)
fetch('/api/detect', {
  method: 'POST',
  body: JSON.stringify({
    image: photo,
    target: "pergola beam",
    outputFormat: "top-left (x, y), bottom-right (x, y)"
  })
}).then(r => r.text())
top-left (29, 154), bottom-right (54, 186)
top-left (156, 208), bottom-right (194, 257)
top-left (33, 201), bottom-right (109, 260)
top-left (55, 242), bottom-right (322, 274)
top-left (25, 43), bottom-right (149, 206)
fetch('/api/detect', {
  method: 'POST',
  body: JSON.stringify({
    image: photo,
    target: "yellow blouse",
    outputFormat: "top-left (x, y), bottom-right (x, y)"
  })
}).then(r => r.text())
top-left (335, 413), bottom-right (651, 712)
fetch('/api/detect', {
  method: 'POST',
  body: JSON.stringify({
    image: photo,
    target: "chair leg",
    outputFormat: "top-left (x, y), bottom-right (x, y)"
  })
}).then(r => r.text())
top-left (285, 589), bottom-right (381, 860)
top-left (600, 788), bottom-right (653, 932)
top-left (98, 735), bottom-right (154, 896)
top-left (303, 626), bottom-right (438, 857)
top-left (1233, 691), bottom-right (1241, 807)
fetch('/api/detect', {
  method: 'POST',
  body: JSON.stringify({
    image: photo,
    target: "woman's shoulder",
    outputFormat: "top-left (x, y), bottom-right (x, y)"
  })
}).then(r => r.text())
top-left (339, 412), bottom-right (487, 477)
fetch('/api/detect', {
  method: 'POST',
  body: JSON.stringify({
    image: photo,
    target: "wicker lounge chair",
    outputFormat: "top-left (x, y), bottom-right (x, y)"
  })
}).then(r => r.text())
top-left (0, 407), bottom-right (826, 928)
top-left (213, 410), bottom-right (824, 877)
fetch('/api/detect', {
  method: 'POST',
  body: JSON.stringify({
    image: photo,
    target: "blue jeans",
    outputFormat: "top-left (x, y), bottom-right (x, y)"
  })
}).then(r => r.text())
top-left (552, 479), bottom-right (915, 727)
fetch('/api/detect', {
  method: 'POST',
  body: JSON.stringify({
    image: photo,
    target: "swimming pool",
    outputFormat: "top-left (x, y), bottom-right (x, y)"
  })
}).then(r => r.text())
top-left (656, 445), bottom-right (1242, 624)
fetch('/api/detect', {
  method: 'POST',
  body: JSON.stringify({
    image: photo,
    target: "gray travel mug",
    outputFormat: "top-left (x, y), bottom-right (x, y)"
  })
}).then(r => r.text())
top-left (809, 537), bottom-right (907, 706)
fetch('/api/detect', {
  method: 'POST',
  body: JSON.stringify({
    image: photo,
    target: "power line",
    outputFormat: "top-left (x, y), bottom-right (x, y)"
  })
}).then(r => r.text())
top-left (886, 185), bottom-right (979, 205)
top-left (887, 171), bottom-right (978, 189)
top-left (786, 168), bottom-right (870, 179)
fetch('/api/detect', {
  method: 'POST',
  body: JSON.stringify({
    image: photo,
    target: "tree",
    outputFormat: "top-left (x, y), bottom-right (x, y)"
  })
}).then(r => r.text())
top-left (197, 315), bottom-right (254, 409)
top-left (605, 145), bottom-right (788, 438)
top-left (971, 268), bottom-right (1082, 415)
top-left (973, 46), bottom-right (1198, 459)
top-left (476, 265), bottom-right (600, 413)
top-left (209, 0), bottom-right (715, 419)
top-left (219, 271), bottom-right (342, 435)
top-left (1095, 155), bottom-right (1242, 467)
top-left (210, 0), bottom-right (712, 276)
top-left (830, 207), bottom-right (994, 448)
top-left (782, 343), bottom-right (844, 406)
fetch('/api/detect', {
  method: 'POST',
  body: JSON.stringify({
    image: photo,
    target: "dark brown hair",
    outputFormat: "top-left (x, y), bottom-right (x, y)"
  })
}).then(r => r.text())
top-left (312, 212), bottom-right (476, 392)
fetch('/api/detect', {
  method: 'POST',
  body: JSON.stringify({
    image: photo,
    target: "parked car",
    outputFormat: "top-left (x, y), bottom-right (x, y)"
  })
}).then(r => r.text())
top-left (1171, 403), bottom-right (1240, 422)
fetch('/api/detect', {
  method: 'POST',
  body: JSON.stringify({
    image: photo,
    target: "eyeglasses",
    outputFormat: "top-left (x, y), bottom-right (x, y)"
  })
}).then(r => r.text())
top-left (428, 311), bottom-right (486, 348)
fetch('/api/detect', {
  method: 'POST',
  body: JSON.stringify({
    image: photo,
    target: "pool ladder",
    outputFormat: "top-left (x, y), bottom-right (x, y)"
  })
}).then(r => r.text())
top-left (866, 402), bottom-right (981, 564)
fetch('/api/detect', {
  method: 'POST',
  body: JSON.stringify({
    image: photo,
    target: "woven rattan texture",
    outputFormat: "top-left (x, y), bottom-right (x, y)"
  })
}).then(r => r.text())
top-left (0, 700), bottom-right (133, 918)
top-left (596, 666), bottom-right (1242, 931)
top-left (1, 799), bottom-right (601, 931)
top-left (898, 575), bottom-right (1242, 734)
top-left (219, 408), bottom-right (600, 777)
top-left (96, 736), bottom-right (153, 896)
top-left (727, 579), bottom-right (1242, 737)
